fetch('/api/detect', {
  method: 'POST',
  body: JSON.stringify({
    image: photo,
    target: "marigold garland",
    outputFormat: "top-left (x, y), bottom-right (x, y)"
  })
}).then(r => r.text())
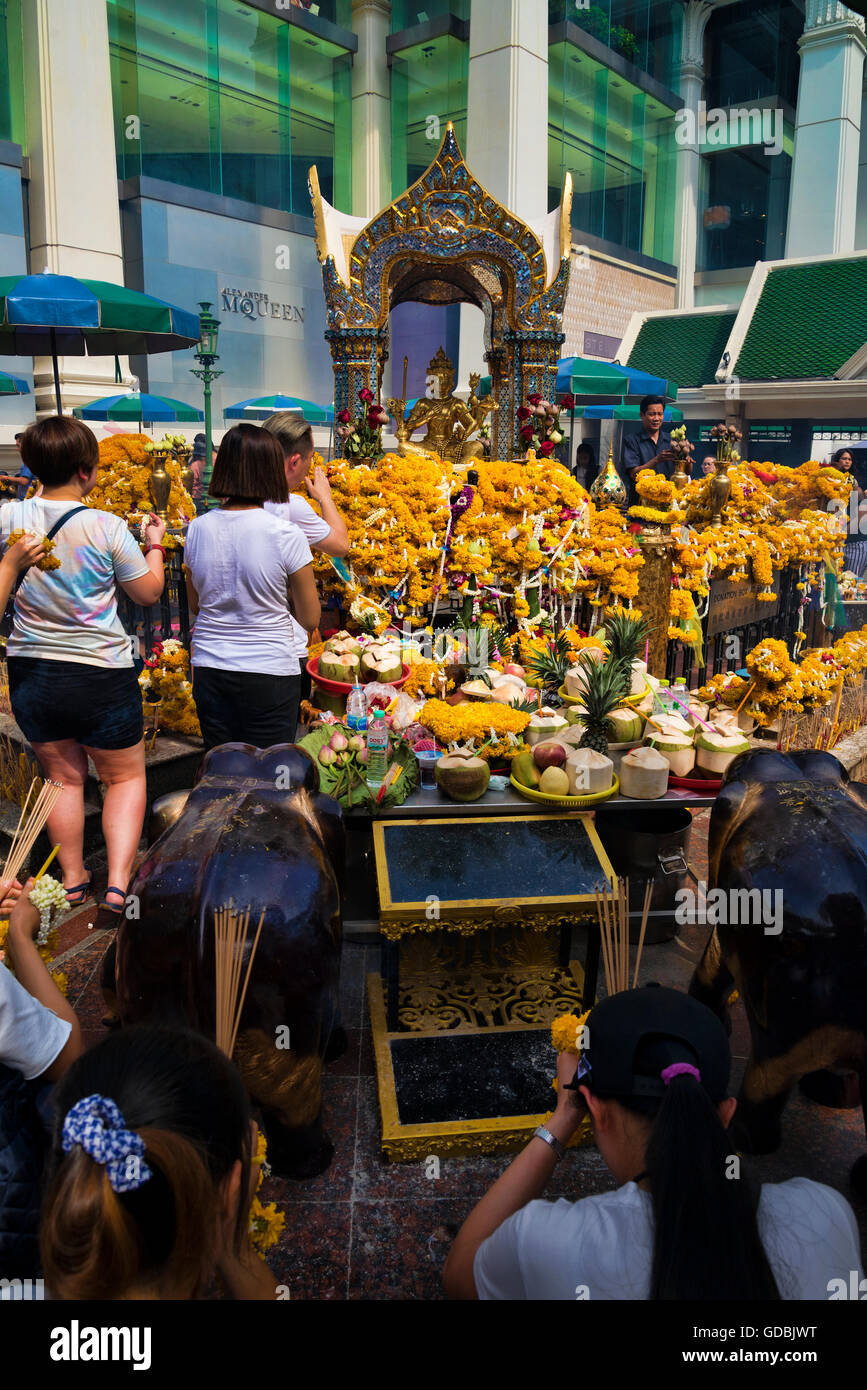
top-left (138, 640), bottom-right (201, 737)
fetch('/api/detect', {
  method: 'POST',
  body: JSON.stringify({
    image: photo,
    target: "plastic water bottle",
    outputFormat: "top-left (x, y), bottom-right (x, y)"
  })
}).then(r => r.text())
top-left (346, 683), bottom-right (367, 732)
top-left (366, 709), bottom-right (389, 789)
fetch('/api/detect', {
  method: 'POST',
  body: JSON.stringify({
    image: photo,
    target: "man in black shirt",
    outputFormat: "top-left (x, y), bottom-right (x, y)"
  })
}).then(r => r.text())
top-left (621, 396), bottom-right (687, 506)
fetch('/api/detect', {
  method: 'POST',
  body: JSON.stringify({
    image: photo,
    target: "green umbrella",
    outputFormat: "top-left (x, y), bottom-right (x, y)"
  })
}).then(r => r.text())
top-left (74, 391), bottom-right (203, 428)
top-left (0, 271), bottom-right (201, 413)
top-left (0, 368), bottom-right (30, 396)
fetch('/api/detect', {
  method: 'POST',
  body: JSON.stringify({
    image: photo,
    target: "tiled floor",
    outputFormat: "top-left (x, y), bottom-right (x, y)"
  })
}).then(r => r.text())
top-left (50, 807), bottom-right (867, 1300)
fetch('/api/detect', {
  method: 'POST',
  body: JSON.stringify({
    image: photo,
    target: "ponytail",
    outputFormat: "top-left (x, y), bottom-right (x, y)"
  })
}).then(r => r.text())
top-left (641, 1074), bottom-right (780, 1300)
top-left (42, 1126), bottom-right (222, 1300)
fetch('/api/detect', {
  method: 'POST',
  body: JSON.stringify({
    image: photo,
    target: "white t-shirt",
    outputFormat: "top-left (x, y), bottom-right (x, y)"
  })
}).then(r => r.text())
top-left (264, 496), bottom-right (331, 660)
top-left (0, 960), bottom-right (71, 1081)
top-left (0, 499), bottom-right (149, 669)
top-left (474, 1178), bottom-right (863, 1300)
top-left (185, 508), bottom-right (313, 676)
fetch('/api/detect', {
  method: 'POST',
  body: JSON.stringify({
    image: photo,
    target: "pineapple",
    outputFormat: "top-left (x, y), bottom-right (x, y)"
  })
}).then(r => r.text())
top-left (604, 611), bottom-right (650, 666)
top-left (526, 631), bottom-right (573, 692)
top-left (573, 655), bottom-right (631, 753)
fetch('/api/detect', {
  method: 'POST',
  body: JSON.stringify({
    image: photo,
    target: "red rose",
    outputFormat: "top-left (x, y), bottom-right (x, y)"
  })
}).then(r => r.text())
top-left (628, 523), bottom-right (642, 534)
top-left (358, 387), bottom-right (374, 404)
top-left (517, 406), bottom-right (532, 420)
top-left (561, 393), bottom-right (576, 410)
top-left (540, 440), bottom-right (556, 456)
top-left (527, 393), bottom-right (542, 407)
top-left (520, 424), bottom-right (535, 442)
top-left (337, 409), bottom-right (351, 424)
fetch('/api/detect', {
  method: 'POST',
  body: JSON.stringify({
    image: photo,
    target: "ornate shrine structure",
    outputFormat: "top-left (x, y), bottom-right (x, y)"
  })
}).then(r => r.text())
top-left (308, 125), bottom-right (573, 460)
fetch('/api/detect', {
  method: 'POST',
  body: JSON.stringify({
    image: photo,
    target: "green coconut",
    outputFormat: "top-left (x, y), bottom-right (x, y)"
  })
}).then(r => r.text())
top-left (646, 732), bottom-right (696, 778)
top-left (525, 711), bottom-right (569, 746)
top-left (606, 707), bottom-right (645, 745)
top-left (435, 751), bottom-right (490, 802)
top-left (319, 652), bottom-right (360, 683)
top-left (695, 728), bottom-right (750, 777)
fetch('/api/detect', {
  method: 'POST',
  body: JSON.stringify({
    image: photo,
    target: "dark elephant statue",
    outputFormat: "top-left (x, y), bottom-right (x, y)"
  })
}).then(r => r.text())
top-left (114, 743), bottom-right (345, 1180)
top-left (689, 748), bottom-right (867, 1194)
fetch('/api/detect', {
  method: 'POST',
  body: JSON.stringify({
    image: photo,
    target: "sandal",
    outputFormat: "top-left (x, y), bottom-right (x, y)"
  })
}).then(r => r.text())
top-left (100, 885), bottom-right (127, 915)
top-left (64, 873), bottom-right (93, 908)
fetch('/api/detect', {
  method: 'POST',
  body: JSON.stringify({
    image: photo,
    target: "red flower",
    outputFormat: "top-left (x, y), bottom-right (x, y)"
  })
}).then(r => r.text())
top-left (561, 393), bottom-right (576, 410)
top-left (358, 387), bottom-right (374, 404)
top-left (527, 393), bottom-right (542, 407)
top-left (517, 406), bottom-right (532, 420)
top-left (628, 523), bottom-right (642, 534)
top-left (337, 409), bottom-right (351, 425)
top-left (520, 424), bottom-right (535, 443)
top-left (540, 440), bottom-right (556, 456)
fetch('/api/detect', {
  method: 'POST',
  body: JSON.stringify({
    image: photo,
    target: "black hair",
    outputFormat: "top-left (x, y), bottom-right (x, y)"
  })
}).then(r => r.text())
top-left (42, 1025), bottom-right (253, 1300)
top-left (576, 442), bottom-right (595, 464)
top-left (585, 1038), bottom-right (781, 1300)
top-left (831, 449), bottom-right (853, 465)
top-left (640, 395), bottom-right (666, 415)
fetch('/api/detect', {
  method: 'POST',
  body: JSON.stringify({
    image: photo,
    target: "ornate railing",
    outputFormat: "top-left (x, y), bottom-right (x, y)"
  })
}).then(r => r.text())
top-left (118, 549), bottom-right (191, 660)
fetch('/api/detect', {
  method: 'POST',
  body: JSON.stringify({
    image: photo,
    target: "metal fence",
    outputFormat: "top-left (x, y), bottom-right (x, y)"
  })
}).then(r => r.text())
top-left (117, 549), bottom-right (191, 661)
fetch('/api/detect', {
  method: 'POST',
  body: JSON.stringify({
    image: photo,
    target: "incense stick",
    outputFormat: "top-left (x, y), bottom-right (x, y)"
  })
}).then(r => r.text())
top-left (735, 680), bottom-right (756, 714)
top-left (214, 901), bottom-right (265, 1057)
top-left (633, 879), bottom-right (653, 988)
top-left (2, 779), bottom-right (63, 885)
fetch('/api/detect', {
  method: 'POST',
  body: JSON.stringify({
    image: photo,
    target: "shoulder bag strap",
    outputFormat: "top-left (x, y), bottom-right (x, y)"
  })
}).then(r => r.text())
top-left (12, 504), bottom-right (91, 596)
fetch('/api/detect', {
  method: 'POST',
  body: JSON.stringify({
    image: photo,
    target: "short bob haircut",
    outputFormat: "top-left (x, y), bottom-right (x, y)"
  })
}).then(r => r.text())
top-left (19, 416), bottom-right (99, 487)
top-left (263, 411), bottom-right (314, 459)
top-left (208, 422), bottom-right (289, 503)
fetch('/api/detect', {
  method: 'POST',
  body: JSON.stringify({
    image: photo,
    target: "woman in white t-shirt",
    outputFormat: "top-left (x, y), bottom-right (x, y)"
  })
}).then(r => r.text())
top-left (184, 424), bottom-right (320, 750)
top-left (444, 986), bottom-right (864, 1301)
top-left (262, 411), bottom-right (349, 671)
top-left (0, 417), bottom-right (166, 916)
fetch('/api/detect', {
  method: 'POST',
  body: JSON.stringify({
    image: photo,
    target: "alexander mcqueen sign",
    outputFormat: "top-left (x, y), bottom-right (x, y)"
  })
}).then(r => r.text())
top-left (220, 288), bottom-right (305, 324)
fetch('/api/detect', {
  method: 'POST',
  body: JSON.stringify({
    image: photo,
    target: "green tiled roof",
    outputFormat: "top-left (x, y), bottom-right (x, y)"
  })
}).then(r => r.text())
top-left (737, 258), bottom-right (867, 381)
top-left (626, 311), bottom-right (737, 390)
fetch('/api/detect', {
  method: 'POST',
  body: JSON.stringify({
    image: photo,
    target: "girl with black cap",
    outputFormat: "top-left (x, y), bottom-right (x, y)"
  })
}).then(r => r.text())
top-left (444, 986), bottom-right (862, 1300)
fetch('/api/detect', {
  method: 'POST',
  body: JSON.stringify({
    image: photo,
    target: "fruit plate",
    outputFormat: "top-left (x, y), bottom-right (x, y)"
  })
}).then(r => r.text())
top-left (307, 657), bottom-right (411, 696)
top-left (557, 683), bottom-right (585, 706)
top-left (668, 773), bottom-right (723, 793)
top-left (509, 774), bottom-right (620, 809)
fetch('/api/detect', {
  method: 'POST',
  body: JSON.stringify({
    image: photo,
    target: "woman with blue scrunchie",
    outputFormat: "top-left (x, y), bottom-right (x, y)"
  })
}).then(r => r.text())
top-left (41, 1026), bottom-right (278, 1299)
top-left (444, 987), bottom-right (863, 1300)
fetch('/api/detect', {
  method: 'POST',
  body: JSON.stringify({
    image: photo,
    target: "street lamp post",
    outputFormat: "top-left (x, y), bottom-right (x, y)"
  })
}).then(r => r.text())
top-left (190, 302), bottom-right (223, 506)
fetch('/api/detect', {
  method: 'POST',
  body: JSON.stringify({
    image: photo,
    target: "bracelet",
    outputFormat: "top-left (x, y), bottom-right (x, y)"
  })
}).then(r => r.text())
top-left (145, 544), bottom-right (166, 559)
top-left (532, 1125), bottom-right (566, 1162)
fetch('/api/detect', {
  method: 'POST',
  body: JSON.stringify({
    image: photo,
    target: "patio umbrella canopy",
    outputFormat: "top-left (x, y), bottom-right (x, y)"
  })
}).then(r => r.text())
top-left (583, 403), bottom-right (684, 421)
top-left (0, 271), bottom-right (201, 413)
top-left (74, 391), bottom-right (203, 425)
top-left (0, 369), bottom-right (30, 396)
top-left (225, 394), bottom-right (333, 425)
top-left (555, 357), bottom-right (677, 400)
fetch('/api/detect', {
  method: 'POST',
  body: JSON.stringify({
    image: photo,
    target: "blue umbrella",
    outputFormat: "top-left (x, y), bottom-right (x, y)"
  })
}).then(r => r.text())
top-left (224, 394), bottom-right (333, 425)
top-left (0, 369), bottom-right (30, 396)
top-left (0, 271), bottom-right (201, 413)
top-left (74, 391), bottom-right (203, 426)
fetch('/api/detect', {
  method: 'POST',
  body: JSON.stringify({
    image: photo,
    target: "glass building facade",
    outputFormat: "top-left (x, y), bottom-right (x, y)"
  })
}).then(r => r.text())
top-left (107, 0), bottom-right (352, 215)
top-left (548, 0), bottom-right (678, 89)
top-left (0, 0), bottom-right (23, 148)
top-left (549, 38), bottom-right (678, 263)
top-left (390, 32), bottom-right (468, 197)
top-left (391, 0), bottom-right (469, 29)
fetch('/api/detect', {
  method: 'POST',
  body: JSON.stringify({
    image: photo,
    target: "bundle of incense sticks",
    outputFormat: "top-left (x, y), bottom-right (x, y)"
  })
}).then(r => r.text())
top-left (2, 778), bottom-right (63, 886)
top-left (214, 902), bottom-right (265, 1057)
top-left (594, 876), bottom-right (653, 995)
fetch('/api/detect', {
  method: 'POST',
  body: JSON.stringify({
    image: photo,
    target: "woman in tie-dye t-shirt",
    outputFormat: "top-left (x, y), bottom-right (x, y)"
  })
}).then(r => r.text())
top-left (0, 418), bottom-right (167, 918)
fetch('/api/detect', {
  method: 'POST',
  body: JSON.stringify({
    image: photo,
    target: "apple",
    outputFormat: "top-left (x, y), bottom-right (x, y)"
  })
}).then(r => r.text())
top-left (533, 742), bottom-right (567, 770)
top-left (503, 663), bottom-right (526, 680)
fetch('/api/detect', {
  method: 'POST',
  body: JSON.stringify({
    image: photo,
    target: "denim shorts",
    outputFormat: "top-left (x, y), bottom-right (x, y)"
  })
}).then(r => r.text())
top-left (8, 657), bottom-right (144, 749)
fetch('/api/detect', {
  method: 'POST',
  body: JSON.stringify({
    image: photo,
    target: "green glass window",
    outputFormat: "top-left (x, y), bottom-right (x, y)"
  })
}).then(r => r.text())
top-left (548, 1), bottom-right (677, 89)
top-left (391, 1), bottom-right (469, 33)
top-left (705, 0), bottom-right (801, 110)
top-left (0, 0), bottom-right (24, 149)
top-left (698, 142), bottom-right (793, 272)
top-left (107, 0), bottom-right (352, 214)
top-left (549, 40), bottom-right (677, 264)
top-left (391, 34), bottom-right (468, 196)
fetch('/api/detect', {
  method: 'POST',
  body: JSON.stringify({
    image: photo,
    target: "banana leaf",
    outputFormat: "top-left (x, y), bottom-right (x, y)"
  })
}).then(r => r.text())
top-left (298, 725), bottom-right (419, 810)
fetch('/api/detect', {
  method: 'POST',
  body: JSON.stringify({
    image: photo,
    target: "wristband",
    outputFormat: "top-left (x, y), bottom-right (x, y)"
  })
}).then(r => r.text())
top-left (532, 1125), bottom-right (566, 1161)
top-left (145, 544), bottom-right (166, 559)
